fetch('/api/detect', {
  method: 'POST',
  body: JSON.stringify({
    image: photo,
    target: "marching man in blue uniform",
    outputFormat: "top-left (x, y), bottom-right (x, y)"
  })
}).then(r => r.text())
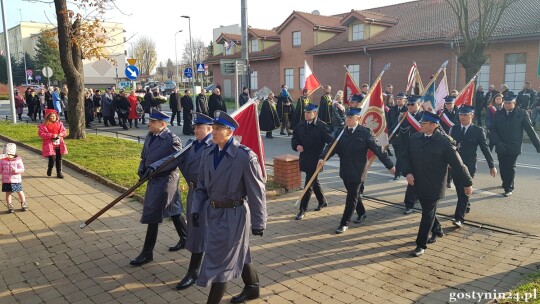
top-left (175, 113), bottom-right (214, 290)
top-left (130, 109), bottom-right (186, 266)
top-left (192, 110), bottom-right (267, 304)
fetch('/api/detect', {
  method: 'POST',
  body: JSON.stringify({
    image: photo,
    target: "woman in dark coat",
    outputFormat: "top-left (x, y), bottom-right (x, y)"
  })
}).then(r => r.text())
top-left (26, 89), bottom-right (36, 121)
top-left (142, 87), bottom-right (155, 124)
top-left (259, 93), bottom-right (281, 138)
top-left (181, 90), bottom-right (194, 135)
top-left (116, 90), bottom-right (131, 130)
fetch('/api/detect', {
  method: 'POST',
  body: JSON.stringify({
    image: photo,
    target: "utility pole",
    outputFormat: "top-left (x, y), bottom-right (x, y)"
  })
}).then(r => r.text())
top-left (241, 0), bottom-right (249, 95)
top-left (1, 0), bottom-right (17, 123)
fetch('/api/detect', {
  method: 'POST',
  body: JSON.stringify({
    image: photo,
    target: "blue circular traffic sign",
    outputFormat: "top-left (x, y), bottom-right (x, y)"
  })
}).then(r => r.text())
top-left (125, 65), bottom-right (139, 80)
top-left (184, 67), bottom-right (193, 79)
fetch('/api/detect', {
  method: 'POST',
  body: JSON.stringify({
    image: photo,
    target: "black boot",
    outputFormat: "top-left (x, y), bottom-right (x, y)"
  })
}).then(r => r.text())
top-left (56, 161), bottom-right (64, 179)
top-left (207, 282), bottom-right (227, 304)
top-left (169, 238), bottom-right (186, 251)
top-left (130, 224), bottom-right (158, 266)
top-left (170, 214), bottom-right (187, 251)
top-left (230, 263), bottom-right (260, 303)
top-left (175, 252), bottom-right (203, 290)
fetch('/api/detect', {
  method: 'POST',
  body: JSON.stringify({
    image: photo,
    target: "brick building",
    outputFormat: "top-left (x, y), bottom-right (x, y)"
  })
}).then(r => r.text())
top-left (206, 0), bottom-right (540, 101)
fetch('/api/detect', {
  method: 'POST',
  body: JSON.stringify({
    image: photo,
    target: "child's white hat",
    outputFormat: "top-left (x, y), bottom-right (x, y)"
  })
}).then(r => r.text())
top-left (4, 143), bottom-right (16, 155)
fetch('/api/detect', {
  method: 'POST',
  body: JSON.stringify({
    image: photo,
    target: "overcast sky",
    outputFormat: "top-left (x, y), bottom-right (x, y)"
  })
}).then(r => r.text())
top-left (3, 0), bottom-right (414, 64)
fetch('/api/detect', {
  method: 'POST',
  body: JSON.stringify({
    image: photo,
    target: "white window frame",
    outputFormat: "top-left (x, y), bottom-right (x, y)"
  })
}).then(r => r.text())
top-left (477, 57), bottom-right (490, 90)
top-left (292, 31), bottom-right (301, 47)
top-left (352, 24), bottom-right (364, 41)
top-left (250, 71), bottom-right (258, 90)
top-left (299, 68), bottom-right (305, 90)
top-left (347, 64), bottom-right (360, 86)
top-left (251, 39), bottom-right (259, 52)
top-left (504, 53), bottom-right (527, 93)
top-left (285, 68), bottom-right (294, 89)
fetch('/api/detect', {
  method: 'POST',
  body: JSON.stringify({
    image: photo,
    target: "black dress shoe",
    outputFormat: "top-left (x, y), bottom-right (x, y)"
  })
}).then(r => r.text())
top-left (175, 270), bottom-right (198, 290)
top-left (427, 231), bottom-right (444, 244)
top-left (354, 214), bottom-right (367, 224)
top-left (280, 132), bottom-right (286, 135)
top-left (410, 247), bottom-right (425, 257)
top-left (392, 176), bottom-right (400, 181)
top-left (230, 284), bottom-right (260, 303)
top-left (403, 208), bottom-right (413, 215)
top-left (57, 172), bottom-right (64, 179)
top-left (335, 225), bottom-right (348, 234)
top-left (169, 238), bottom-right (186, 252)
top-left (314, 202), bottom-right (328, 211)
top-left (130, 252), bottom-right (153, 266)
top-left (295, 210), bottom-right (306, 220)
top-left (47, 168), bottom-right (52, 177)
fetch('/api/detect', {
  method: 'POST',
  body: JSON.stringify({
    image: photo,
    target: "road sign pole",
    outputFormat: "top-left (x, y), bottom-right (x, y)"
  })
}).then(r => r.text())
top-left (235, 60), bottom-right (239, 110)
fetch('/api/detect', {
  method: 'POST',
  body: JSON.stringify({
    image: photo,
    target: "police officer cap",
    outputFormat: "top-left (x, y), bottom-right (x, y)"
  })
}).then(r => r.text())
top-left (444, 95), bottom-right (456, 103)
top-left (192, 112), bottom-right (213, 125)
top-left (213, 110), bottom-right (239, 131)
top-left (503, 94), bottom-right (516, 103)
top-left (346, 108), bottom-right (362, 117)
top-left (407, 95), bottom-right (422, 104)
top-left (149, 108), bottom-right (170, 123)
top-left (458, 105), bottom-right (475, 114)
top-left (396, 92), bottom-right (406, 98)
top-left (351, 94), bottom-right (364, 103)
top-left (420, 111), bottom-right (440, 124)
top-left (305, 104), bottom-right (319, 112)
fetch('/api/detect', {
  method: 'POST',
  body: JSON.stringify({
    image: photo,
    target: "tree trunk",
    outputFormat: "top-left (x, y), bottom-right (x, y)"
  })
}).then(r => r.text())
top-left (457, 46), bottom-right (487, 84)
top-left (54, 0), bottom-right (86, 139)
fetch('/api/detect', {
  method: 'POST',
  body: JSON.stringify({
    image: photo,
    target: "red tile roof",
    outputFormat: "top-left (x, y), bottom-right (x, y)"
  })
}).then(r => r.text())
top-left (248, 28), bottom-right (279, 40)
top-left (216, 33), bottom-right (242, 44)
top-left (205, 43), bottom-right (281, 65)
top-left (276, 11), bottom-right (345, 33)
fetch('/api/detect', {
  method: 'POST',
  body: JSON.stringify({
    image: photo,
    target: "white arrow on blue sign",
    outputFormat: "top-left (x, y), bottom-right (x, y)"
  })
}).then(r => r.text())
top-left (184, 67), bottom-right (193, 79)
top-left (196, 63), bottom-right (205, 73)
top-left (125, 65), bottom-right (139, 80)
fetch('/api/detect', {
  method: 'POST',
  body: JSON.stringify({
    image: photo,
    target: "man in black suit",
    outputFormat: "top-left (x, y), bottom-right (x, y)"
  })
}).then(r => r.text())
top-left (400, 96), bottom-right (424, 214)
top-left (388, 92), bottom-right (407, 180)
top-left (318, 108), bottom-right (395, 234)
top-left (489, 94), bottom-right (540, 196)
top-left (402, 112), bottom-right (473, 257)
top-left (449, 105), bottom-right (497, 227)
top-left (291, 104), bottom-right (334, 220)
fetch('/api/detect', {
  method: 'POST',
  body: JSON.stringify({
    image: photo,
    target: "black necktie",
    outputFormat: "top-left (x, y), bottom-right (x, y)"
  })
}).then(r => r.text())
top-left (348, 128), bottom-right (353, 134)
top-left (461, 127), bottom-right (466, 137)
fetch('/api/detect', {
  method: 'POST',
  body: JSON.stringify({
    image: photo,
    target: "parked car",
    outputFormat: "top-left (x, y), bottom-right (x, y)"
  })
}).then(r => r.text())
top-left (143, 81), bottom-right (165, 92)
top-left (163, 80), bottom-right (177, 95)
top-left (204, 84), bottom-right (215, 92)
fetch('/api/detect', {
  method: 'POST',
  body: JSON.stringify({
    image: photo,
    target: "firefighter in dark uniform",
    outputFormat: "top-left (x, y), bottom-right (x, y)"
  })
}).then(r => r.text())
top-left (388, 92), bottom-right (407, 180)
top-left (318, 85), bottom-right (333, 127)
top-left (175, 113), bottom-right (214, 290)
top-left (292, 89), bottom-right (310, 129)
top-left (130, 109), bottom-right (187, 266)
top-left (489, 94), bottom-right (540, 196)
top-left (318, 108), bottom-right (395, 234)
top-left (449, 106), bottom-right (496, 227)
top-left (400, 96), bottom-right (424, 214)
top-left (291, 104), bottom-right (334, 220)
top-left (439, 95), bottom-right (459, 188)
top-left (402, 112), bottom-right (473, 257)
top-left (348, 94), bottom-right (366, 197)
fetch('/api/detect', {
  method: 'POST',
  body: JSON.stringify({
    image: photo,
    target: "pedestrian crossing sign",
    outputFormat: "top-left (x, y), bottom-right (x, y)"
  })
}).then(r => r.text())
top-left (196, 63), bottom-right (205, 73)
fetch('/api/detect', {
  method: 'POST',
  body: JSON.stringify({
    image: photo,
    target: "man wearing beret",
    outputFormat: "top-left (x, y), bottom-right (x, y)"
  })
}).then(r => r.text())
top-left (402, 111), bottom-right (473, 257)
top-left (291, 104), bottom-right (334, 220)
top-left (318, 108), bottom-right (395, 234)
top-left (489, 94), bottom-right (540, 196)
top-left (130, 109), bottom-right (187, 266)
top-left (191, 110), bottom-right (266, 304)
top-left (449, 105), bottom-right (496, 227)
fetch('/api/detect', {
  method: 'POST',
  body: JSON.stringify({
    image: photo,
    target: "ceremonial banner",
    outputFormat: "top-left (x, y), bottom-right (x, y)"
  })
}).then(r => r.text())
top-left (434, 71), bottom-right (449, 112)
top-left (406, 62), bottom-right (424, 95)
top-left (421, 82), bottom-right (436, 113)
top-left (231, 101), bottom-right (266, 179)
top-left (455, 78), bottom-right (476, 107)
top-left (343, 71), bottom-right (360, 104)
top-left (303, 60), bottom-right (321, 95)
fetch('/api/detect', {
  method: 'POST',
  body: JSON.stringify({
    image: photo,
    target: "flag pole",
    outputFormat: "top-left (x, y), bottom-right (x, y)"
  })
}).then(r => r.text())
top-left (358, 63), bottom-right (391, 110)
top-left (294, 63), bottom-right (391, 206)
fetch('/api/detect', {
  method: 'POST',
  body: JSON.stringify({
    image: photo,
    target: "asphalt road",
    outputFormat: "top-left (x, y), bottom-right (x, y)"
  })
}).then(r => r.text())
top-left (2, 102), bottom-right (539, 235)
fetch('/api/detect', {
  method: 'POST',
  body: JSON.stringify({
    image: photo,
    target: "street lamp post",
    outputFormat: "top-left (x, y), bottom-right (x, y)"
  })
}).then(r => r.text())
top-left (20, 52), bottom-right (28, 85)
top-left (174, 30), bottom-right (182, 86)
top-left (181, 15), bottom-right (196, 111)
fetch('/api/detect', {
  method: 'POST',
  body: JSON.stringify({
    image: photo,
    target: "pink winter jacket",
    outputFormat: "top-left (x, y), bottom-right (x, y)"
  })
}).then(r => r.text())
top-left (38, 122), bottom-right (69, 157)
top-left (0, 156), bottom-right (24, 184)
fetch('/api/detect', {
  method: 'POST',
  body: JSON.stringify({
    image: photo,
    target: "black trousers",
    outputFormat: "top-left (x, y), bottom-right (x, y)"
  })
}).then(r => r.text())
top-left (475, 108), bottom-right (483, 126)
top-left (454, 172), bottom-right (475, 222)
top-left (142, 214), bottom-right (187, 254)
top-left (447, 168), bottom-right (453, 185)
top-left (103, 115), bottom-right (116, 126)
top-left (170, 110), bottom-right (181, 125)
top-left (300, 170), bottom-right (326, 211)
top-left (404, 184), bottom-right (418, 209)
top-left (416, 198), bottom-right (442, 249)
top-left (341, 181), bottom-right (365, 226)
top-left (392, 144), bottom-right (402, 177)
top-left (498, 153), bottom-right (518, 192)
top-left (48, 147), bottom-right (62, 173)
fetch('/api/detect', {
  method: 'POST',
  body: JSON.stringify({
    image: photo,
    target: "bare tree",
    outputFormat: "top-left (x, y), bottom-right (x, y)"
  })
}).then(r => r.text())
top-left (446, 0), bottom-right (517, 81)
top-left (181, 38), bottom-right (207, 66)
top-left (132, 36), bottom-right (157, 77)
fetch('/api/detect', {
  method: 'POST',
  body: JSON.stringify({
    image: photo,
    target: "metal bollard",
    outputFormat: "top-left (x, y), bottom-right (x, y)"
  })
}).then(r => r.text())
top-left (95, 129), bottom-right (98, 135)
top-left (137, 136), bottom-right (141, 143)
top-left (116, 131), bottom-right (118, 138)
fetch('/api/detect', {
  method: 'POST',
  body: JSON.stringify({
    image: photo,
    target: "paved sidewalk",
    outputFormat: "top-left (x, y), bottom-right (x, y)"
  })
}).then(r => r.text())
top-left (1, 142), bottom-right (539, 304)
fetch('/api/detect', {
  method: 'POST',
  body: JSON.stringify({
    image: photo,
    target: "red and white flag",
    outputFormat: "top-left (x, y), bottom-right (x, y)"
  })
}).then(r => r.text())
top-left (406, 63), bottom-right (418, 93)
top-left (489, 105), bottom-right (497, 114)
top-left (303, 60), bottom-right (321, 95)
top-left (231, 101), bottom-right (266, 179)
top-left (434, 73), bottom-right (449, 112)
top-left (343, 71), bottom-right (360, 104)
top-left (455, 80), bottom-right (476, 107)
top-left (406, 112), bottom-right (422, 132)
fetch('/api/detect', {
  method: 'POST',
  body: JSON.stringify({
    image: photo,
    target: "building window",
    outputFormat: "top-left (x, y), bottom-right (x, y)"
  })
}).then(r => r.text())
top-left (251, 39), bottom-right (259, 52)
top-left (285, 68), bottom-right (294, 89)
top-left (477, 56), bottom-right (490, 90)
top-left (250, 71), bottom-right (258, 90)
top-left (347, 64), bottom-right (360, 86)
top-left (352, 24), bottom-right (364, 41)
top-left (299, 68), bottom-right (305, 90)
top-left (292, 31), bottom-right (301, 47)
top-left (504, 53), bottom-right (526, 92)
top-left (225, 43), bottom-right (233, 55)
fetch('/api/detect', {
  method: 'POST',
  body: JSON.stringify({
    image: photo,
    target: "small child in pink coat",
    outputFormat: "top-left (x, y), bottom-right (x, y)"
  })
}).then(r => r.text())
top-left (0, 143), bottom-right (27, 213)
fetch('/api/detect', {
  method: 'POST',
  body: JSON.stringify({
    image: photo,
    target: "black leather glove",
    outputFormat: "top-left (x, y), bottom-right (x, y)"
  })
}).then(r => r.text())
top-left (192, 213), bottom-right (200, 227)
top-left (252, 229), bottom-right (264, 237)
top-left (140, 167), bottom-right (155, 180)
